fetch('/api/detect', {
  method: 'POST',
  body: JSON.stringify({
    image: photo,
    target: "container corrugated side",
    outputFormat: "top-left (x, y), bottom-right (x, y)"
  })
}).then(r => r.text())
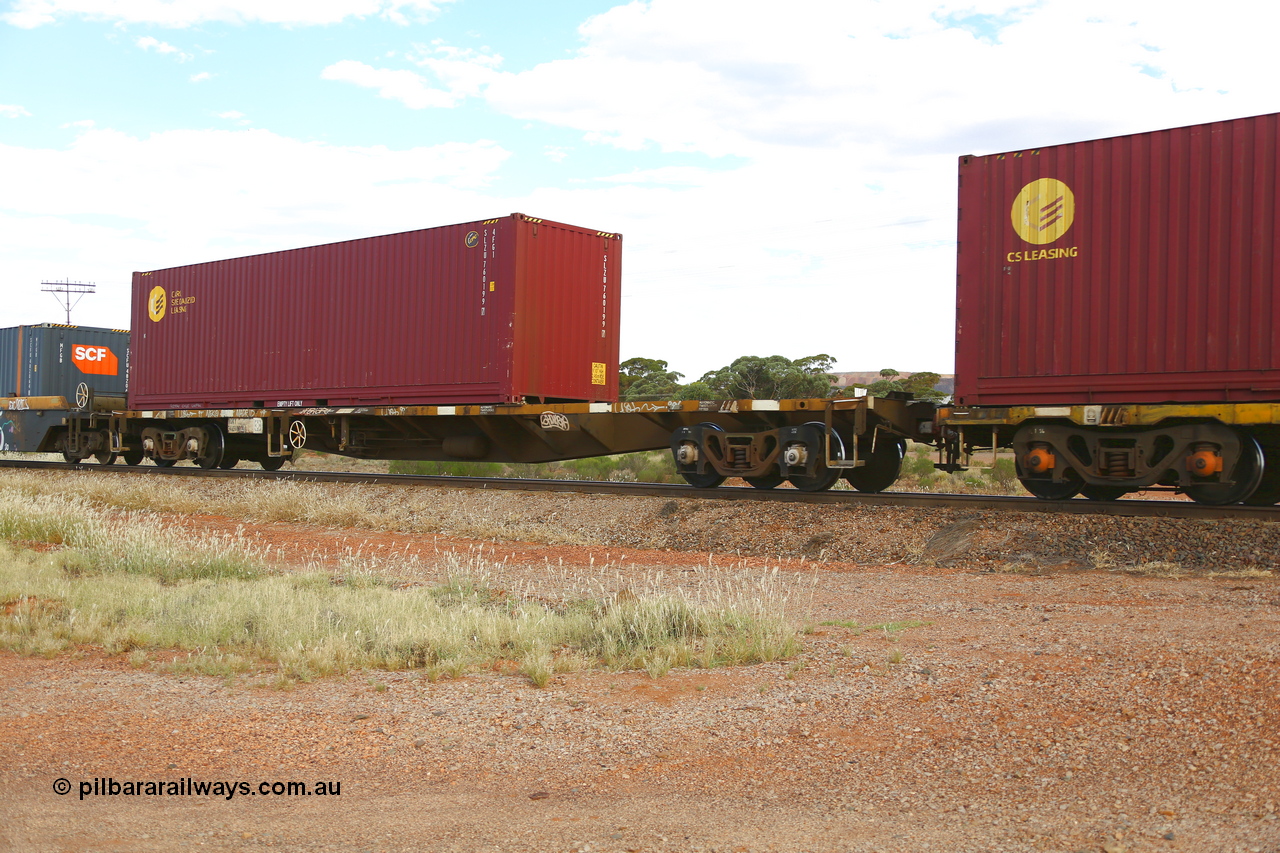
top-left (0, 324), bottom-right (130, 399)
top-left (955, 112), bottom-right (1280, 405)
top-left (510, 217), bottom-right (621, 402)
top-left (129, 214), bottom-right (620, 409)
top-left (0, 327), bottom-right (18, 398)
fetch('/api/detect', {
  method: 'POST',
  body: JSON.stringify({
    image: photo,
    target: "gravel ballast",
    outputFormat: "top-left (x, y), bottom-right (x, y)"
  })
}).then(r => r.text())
top-left (0, 477), bottom-right (1277, 852)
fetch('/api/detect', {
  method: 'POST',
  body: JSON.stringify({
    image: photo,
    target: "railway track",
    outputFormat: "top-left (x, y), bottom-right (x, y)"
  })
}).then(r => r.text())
top-left (5, 458), bottom-right (1280, 522)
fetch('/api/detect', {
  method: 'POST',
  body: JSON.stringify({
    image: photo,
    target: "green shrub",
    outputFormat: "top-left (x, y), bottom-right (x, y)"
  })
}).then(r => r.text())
top-left (990, 457), bottom-right (1018, 485)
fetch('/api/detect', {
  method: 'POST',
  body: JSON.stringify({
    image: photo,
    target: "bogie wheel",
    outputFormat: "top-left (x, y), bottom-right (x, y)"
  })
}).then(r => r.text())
top-left (789, 465), bottom-right (842, 492)
top-left (92, 431), bottom-right (115, 464)
top-left (193, 424), bottom-right (225, 470)
top-left (258, 456), bottom-right (287, 472)
top-left (1243, 456), bottom-right (1280, 505)
top-left (1019, 473), bottom-right (1083, 500)
top-left (121, 447), bottom-right (145, 467)
top-left (55, 435), bottom-right (77, 463)
top-left (744, 472), bottom-right (786, 490)
top-left (153, 458), bottom-right (177, 468)
top-left (1080, 484), bottom-right (1128, 501)
top-left (844, 435), bottom-right (906, 493)
top-left (1184, 433), bottom-right (1265, 506)
top-left (218, 454), bottom-right (241, 470)
top-left (681, 470), bottom-right (725, 488)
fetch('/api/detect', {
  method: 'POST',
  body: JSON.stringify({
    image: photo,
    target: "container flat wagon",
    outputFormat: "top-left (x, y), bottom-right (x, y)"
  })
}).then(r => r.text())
top-left (76, 394), bottom-right (932, 491)
top-left (945, 112), bottom-right (1280, 505)
top-left (27, 214), bottom-right (932, 490)
top-left (0, 324), bottom-right (129, 459)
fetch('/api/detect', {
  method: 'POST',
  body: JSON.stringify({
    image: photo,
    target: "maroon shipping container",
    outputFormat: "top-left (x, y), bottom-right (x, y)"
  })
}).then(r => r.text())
top-left (129, 214), bottom-right (621, 409)
top-left (955, 112), bottom-right (1280, 406)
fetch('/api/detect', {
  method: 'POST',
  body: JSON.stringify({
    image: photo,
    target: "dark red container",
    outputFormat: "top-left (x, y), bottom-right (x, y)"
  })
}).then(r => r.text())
top-left (129, 214), bottom-right (621, 409)
top-left (955, 113), bottom-right (1280, 405)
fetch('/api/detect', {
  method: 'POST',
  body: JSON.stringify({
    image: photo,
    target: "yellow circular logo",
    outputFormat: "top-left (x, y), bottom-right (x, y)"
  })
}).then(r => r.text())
top-left (147, 285), bottom-right (167, 322)
top-left (464, 230), bottom-right (479, 248)
top-left (1011, 178), bottom-right (1075, 245)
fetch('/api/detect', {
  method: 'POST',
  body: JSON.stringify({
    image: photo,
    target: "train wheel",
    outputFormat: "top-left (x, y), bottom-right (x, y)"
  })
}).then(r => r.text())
top-left (258, 456), bottom-right (287, 471)
top-left (844, 436), bottom-right (906, 493)
top-left (121, 447), bottom-right (145, 466)
top-left (789, 465), bottom-right (842, 492)
top-left (1243, 446), bottom-right (1280, 506)
top-left (193, 424), bottom-right (225, 470)
top-left (153, 458), bottom-right (177, 468)
top-left (55, 435), bottom-right (77, 463)
top-left (1080, 485), bottom-right (1128, 501)
top-left (681, 470), bottom-right (725, 488)
top-left (218, 454), bottom-right (240, 470)
top-left (1019, 473), bottom-right (1083, 500)
top-left (1184, 434), bottom-right (1264, 506)
top-left (744, 472), bottom-right (785, 490)
top-left (93, 450), bottom-right (118, 465)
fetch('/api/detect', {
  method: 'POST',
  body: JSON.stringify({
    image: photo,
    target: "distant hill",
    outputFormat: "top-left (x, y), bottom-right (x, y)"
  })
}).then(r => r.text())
top-left (831, 372), bottom-right (955, 395)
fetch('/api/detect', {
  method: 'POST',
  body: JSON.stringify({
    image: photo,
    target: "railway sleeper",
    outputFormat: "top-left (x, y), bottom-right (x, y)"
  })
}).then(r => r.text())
top-left (1012, 421), bottom-right (1271, 505)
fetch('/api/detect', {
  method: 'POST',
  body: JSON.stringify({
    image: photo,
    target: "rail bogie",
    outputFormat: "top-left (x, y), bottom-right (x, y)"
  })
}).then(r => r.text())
top-left (941, 403), bottom-right (1280, 505)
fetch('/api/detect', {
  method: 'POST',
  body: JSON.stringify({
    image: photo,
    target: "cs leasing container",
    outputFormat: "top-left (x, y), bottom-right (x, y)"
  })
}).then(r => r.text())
top-left (955, 112), bottom-right (1280, 406)
top-left (129, 214), bottom-right (621, 409)
top-left (0, 324), bottom-right (130, 401)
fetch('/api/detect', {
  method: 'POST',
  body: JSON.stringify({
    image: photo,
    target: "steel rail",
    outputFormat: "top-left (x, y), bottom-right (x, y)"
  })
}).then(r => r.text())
top-left (4, 458), bottom-right (1279, 522)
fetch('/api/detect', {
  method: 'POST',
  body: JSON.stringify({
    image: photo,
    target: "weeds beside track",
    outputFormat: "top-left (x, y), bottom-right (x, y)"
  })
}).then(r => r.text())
top-left (3, 458), bottom-right (1278, 522)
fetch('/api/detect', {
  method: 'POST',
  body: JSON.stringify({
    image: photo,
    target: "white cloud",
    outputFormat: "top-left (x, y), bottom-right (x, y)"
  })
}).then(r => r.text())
top-left (402, 0), bottom-right (1280, 375)
top-left (3, 125), bottom-right (511, 222)
top-left (216, 110), bottom-right (250, 125)
top-left (315, 3), bottom-right (1280, 163)
top-left (0, 127), bottom-right (511, 328)
top-left (321, 60), bottom-right (460, 109)
top-left (2, 0), bottom-right (453, 28)
top-left (190, 71), bottom-right (213, 83)
top-left (321, 44), bottom-right (501, 112)
top-left (407, 42), bottom-right (502, 99)
top-left (437, 0), bottom-right (1273, 165)
top-left (7, 1), bottom-right (1280, 376)
top-left (1, 104), bottom-right (32, 118)
top-left (136, 35), bottom-right (192, 61)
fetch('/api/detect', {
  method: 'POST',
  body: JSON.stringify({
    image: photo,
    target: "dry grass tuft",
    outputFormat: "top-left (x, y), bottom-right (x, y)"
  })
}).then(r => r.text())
top-left (1128, 561), bottom-right (1188, 578)
top-left (0, 488), bottom-right (801, 685)
top-left (0, 470), bottom-right (595, 547)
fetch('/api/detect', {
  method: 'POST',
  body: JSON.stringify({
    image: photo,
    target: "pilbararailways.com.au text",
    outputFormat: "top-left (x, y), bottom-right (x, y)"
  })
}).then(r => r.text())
top-left (54, 777), bottom-right (342, 801)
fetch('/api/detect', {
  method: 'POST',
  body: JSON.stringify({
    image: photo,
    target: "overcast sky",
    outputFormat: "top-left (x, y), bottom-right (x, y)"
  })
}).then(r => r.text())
top-left (1, 0), bottom-right (1276, 379)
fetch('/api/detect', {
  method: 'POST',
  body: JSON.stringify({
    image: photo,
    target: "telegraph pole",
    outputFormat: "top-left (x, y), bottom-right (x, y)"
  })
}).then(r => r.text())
top-left (41, 280), bottom-right (95, 324)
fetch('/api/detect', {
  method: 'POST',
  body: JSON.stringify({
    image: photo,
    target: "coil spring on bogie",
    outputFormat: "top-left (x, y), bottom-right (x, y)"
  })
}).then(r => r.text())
top-left (732, 446), bottom-right (748, 468)
top-left (1101, 449), bottom-right (1132, 477)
